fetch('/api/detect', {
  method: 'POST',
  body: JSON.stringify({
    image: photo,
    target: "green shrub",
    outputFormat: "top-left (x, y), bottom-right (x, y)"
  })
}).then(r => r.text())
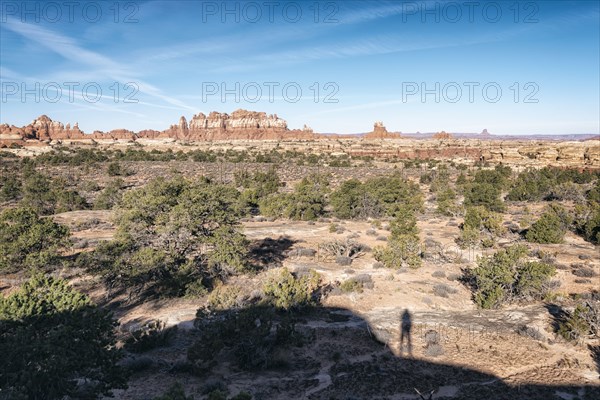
top-left (463, 182), bottom-right (504, 212)
top-left (573, 203), bottom-right (600, 244)
top-left (587, 179), bottom-right (600, 204)
top-left (94, 178), bottom-right (124, 210)
top-left (526, 204), bottom-right (571, 244)
top-left (436, 188), bottom-right (458, 216)
top-left (419, 172), bottom-right (433, 184)
top-left (189, 149), bottom-right (218, 162)
top-left (0, 174), bottom-right (21, 201)
top-left (363, 176), bottom-right (424, 216)
top-left (0, 207), bottom-right (69, 273)
top-left (207, 391), bottom-right (227, 400)
top-left (374, 235), bottom-right (422, 269)
top-left (258, 193), bottom-right (289, 219)
top-left (188, 307), bottom-right (274, 372)
top-left (458, 206), bottom-right (504, 248)
top-left (466, 245), bottom-right (555, 309)
top-left (124, 320), bottom-right (178, 353)
top-left (286, 174), bottom-right (329, 220)
top-left (473, 166), bottom-right (512, 189)
top-left (339, 274), bottom-right (373, 293)
top-left (263, 268), bottom-right (321, 310)
top-left (549, 181), bottom-right (586, 202)
top-left (389, 205), bottom-right (419, 240)
top-left (458, 226), bottom-right (479, 248)
top-left (20, 172), bottom-right (88, 214)
top-left (429, 164), bottom-right (451, 193)
top-left (0, 151), bottom-right (18, 158)
top-left (329, 179), bottom-right (380, 219)
top-left (207, 226), bottom-right (250, 275)
top-left (207, 285), bottom-right (242, 311)
top-left (558, 302), bottom-right (600, 342)
top-left (339, 278), bottom-right (363, 293)
top-left (81, 180), bottom-right (101, 192)
top-left (507, 167), bottom-right (598, 202)
top-left (234, 168), bottom-right (280, 203)
top-left (0, 274), bottom-right (126, 399)
top-left (374, 206), bottom-right (422, 269)
top-left (330, 175), bottom-right (423, 220)
top-left (260, 174), bottom-right (329, 221)
top-left (107, 161), bottom-right (131, 176)
top-left (513, 261), bottom-right (556, 298)
top-left (83, 177), bottom-right (248, 298)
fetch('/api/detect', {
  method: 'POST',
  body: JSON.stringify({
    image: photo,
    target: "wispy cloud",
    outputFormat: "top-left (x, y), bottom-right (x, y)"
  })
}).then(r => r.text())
top-left (210, 27), bottom-right (527, 73)
top-left (2, 18), bottom-right (195, 111)
top-left (338, 0), bottom-right (436, 25)
top-left (133, 1), bottom-right (432, 65)
top-left (300, 98), bottom-right (416, 119)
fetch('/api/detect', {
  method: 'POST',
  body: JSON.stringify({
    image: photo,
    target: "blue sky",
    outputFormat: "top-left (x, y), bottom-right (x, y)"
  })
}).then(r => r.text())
top-left (1, 0), bottom-right (599, 134)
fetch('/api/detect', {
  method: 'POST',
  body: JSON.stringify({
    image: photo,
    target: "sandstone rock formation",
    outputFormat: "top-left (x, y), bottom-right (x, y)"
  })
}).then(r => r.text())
top-left (0, 115), bottom-right (85, 142)
top-left (165, 110), bottom-right (301, 140)
top-left (1, 113), bottom-right (598, 168)
top-left (363, 122), bottom-right (402, 139)
top-left (0, 110), bottom-right (315, 145)
top-left (433, 131), bottom-right (452, 139)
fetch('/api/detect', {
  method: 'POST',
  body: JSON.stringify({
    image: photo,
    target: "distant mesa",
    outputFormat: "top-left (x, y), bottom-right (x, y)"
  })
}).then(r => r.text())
top-left (433, 131), bottom-right (452, 139)
top-left (364, 121), bottom-right (402, 139)
top-left (481, 129), bottom-right (491, 135)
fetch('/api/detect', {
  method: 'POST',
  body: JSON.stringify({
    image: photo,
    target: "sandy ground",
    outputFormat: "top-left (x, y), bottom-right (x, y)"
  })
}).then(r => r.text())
top-left (32, 206), bottom-right (599, 399)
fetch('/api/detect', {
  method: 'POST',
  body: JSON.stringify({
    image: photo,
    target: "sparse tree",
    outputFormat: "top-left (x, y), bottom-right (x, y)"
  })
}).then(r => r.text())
top-left (526, 204), bottom-right (571, 244)
top-left (465, 245), bottom-right (555, 309)
top-left (0, 274), bottom-right (126, 399)
top-left (374, 206), bottom-right (422, 269)
top-left (82, 177), bottom-right (248, 297)
top-left (0, 207), bottom-right (69, 273)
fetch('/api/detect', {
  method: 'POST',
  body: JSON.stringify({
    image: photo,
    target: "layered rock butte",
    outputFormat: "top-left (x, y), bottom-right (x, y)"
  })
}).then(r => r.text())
top-left (0, 110), bottom-right (314, 143)
top-left (1, 110), bottom-right (599, 168)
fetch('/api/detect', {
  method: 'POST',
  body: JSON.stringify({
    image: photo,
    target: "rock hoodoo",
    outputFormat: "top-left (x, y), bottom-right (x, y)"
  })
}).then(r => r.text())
top-left (364, 122), bottom-right (402, 139)
top-left (166, 110), bottom-right (294, 140)
top-left (0, 109), bottom-right (315, 143)
top-left (0, 115), bottom-right (85, 142)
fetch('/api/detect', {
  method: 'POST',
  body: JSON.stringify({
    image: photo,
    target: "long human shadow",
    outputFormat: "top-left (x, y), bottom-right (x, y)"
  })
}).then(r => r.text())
top-left (170, 304), bottom-right (600, 400)
top-left (4, 301), bottom-right (598, 400)
top-left (400, 308), bottom-right (413, 357)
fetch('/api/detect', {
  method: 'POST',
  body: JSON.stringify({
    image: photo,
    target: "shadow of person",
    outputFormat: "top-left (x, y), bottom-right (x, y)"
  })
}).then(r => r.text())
top-left (400, 308), bottom-right (413, 357)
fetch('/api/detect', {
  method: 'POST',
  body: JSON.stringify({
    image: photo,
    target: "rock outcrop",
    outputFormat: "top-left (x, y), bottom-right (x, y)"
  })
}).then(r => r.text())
top-left (1, 113), bottom-right (598, 168)
top-left (0, 115), bottom-right (85, 142)
top-left (364, 122), bottom-right (402, 139)
top-left (433, 131), bottom-right (452, 139)
top-left (0, 110), bottom-right (315, 144)
top-left (165, 110), bottom-right (297, 140)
